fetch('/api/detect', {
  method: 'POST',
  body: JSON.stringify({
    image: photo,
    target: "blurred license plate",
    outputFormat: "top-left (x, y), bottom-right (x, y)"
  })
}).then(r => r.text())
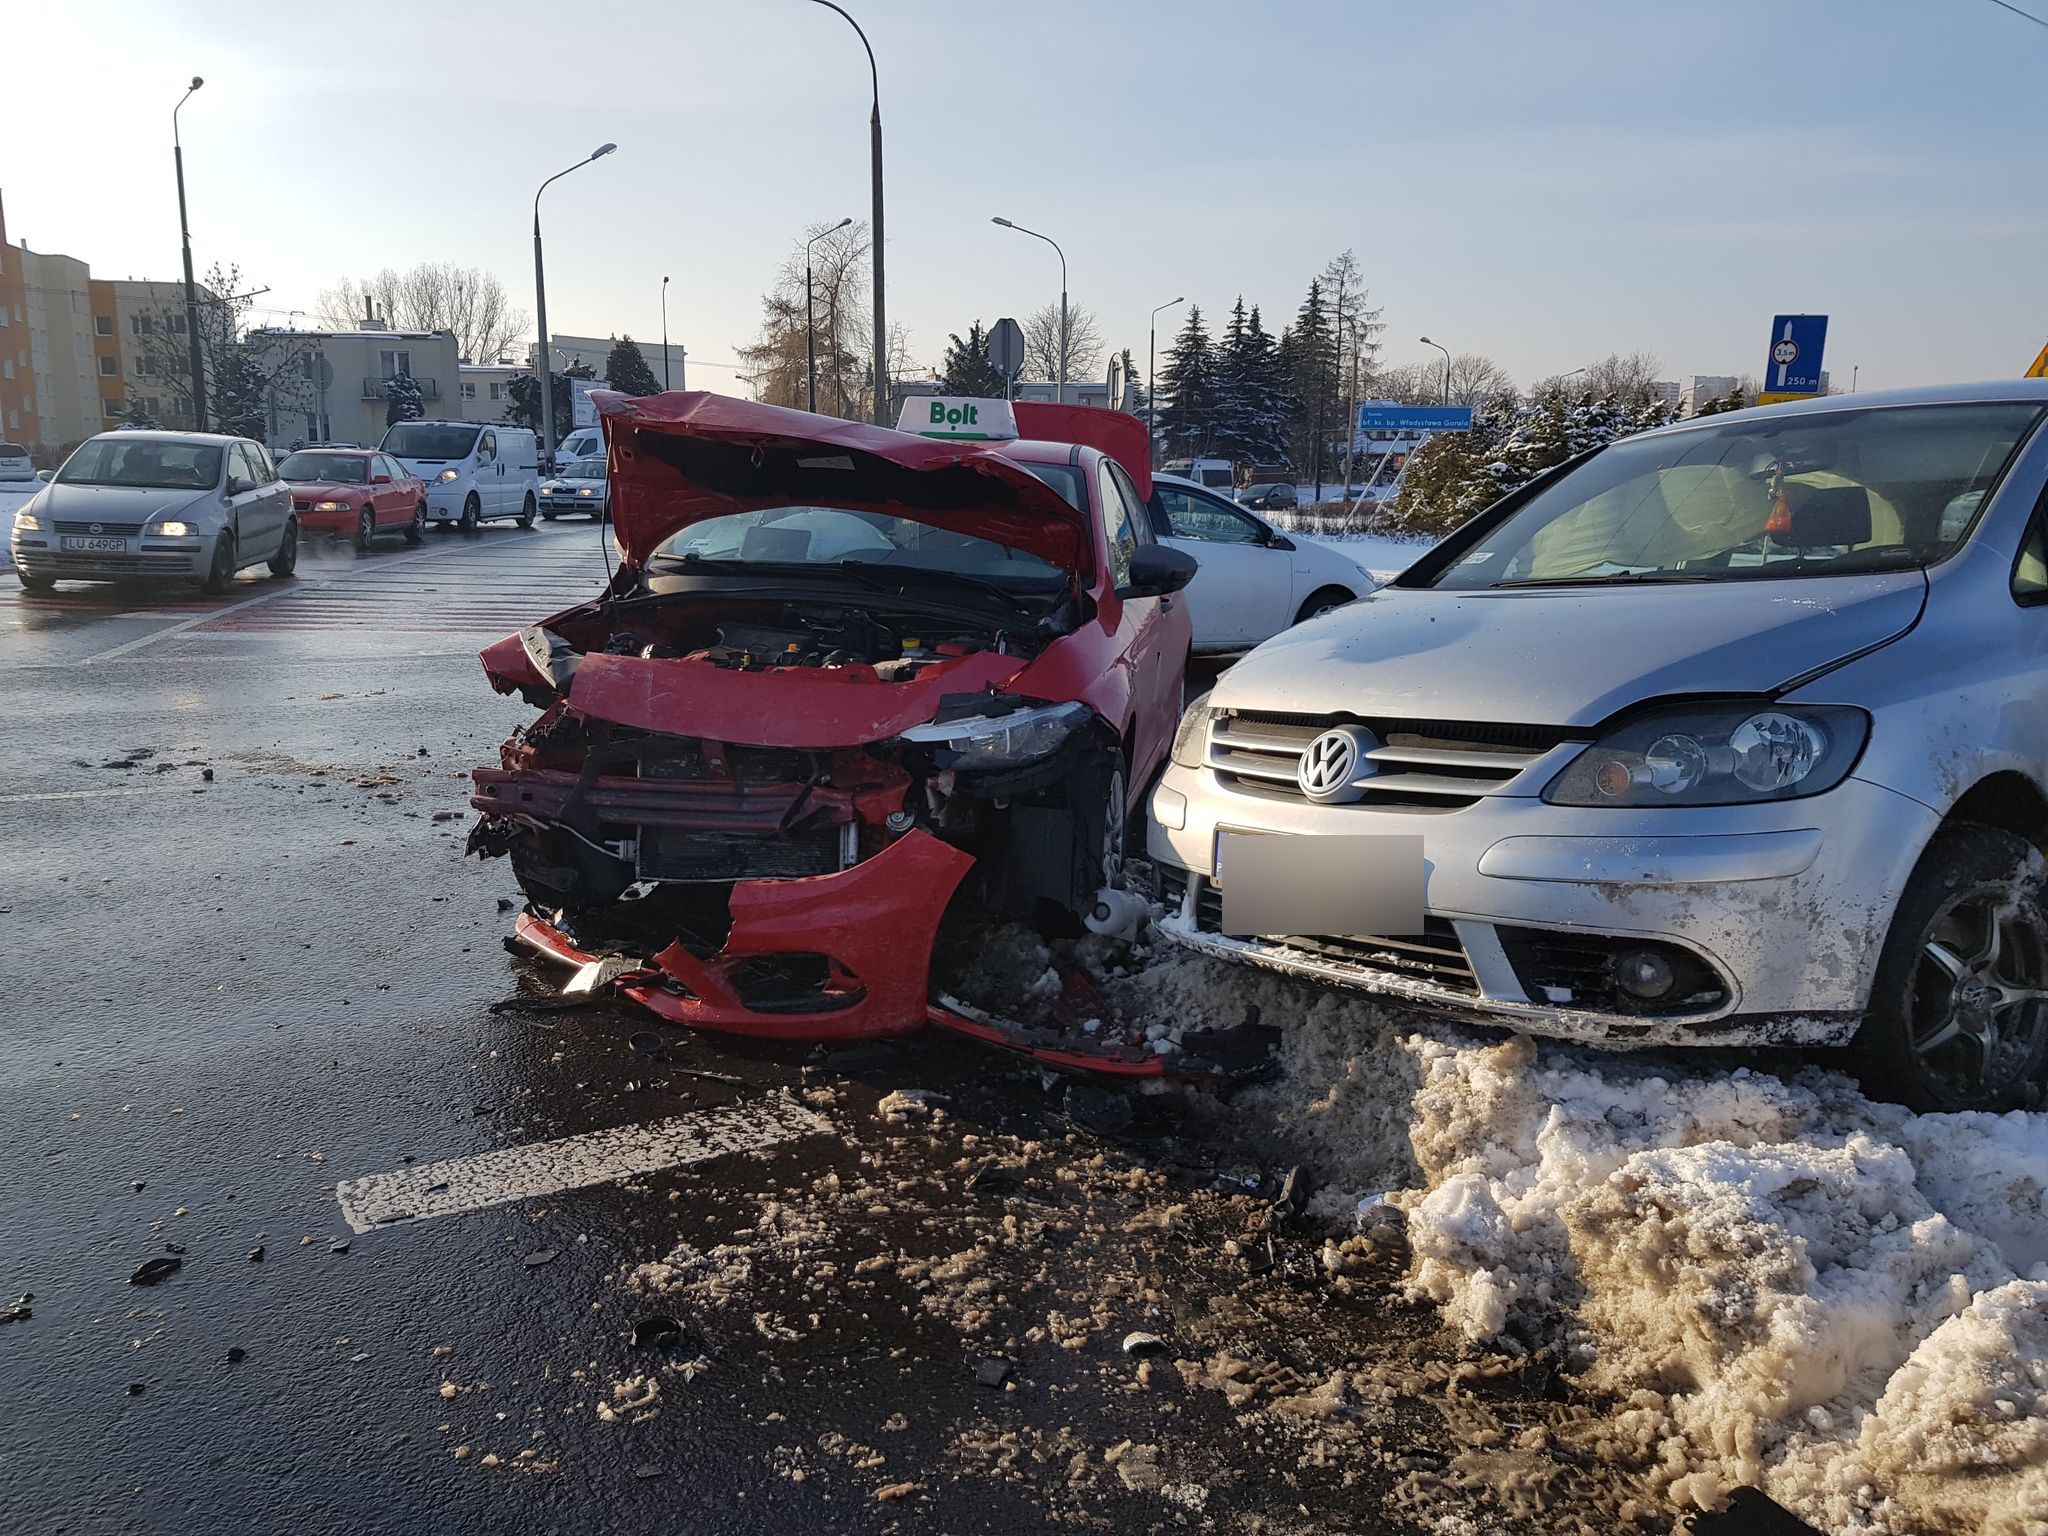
top-left (61, 536), bottom-right (127, 552)
top-left (1216, 831), bottom-right (1424, 938)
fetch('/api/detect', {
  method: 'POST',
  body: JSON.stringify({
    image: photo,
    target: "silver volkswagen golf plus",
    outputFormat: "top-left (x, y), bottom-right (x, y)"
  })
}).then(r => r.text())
top-left (1147, 381), bottom-right (2048, 1112)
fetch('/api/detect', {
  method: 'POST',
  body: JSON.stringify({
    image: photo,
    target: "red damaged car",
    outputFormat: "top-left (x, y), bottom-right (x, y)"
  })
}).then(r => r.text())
top-left (469, 391), bottom-right (1197, 1067)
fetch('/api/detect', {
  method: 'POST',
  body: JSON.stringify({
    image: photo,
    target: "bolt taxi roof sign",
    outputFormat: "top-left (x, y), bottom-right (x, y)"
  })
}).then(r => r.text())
top-left (897, 396), bottom-right (1018, 442)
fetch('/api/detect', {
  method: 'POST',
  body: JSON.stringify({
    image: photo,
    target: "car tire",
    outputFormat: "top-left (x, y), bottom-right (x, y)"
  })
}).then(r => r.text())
top-left (1294, 585), bottom-right (1355, 624)
top-left (200, 529), bottom-right (236, 593)
top-left (1846, 824), bottom-right (2048, 1113)
top-left (16, 569), bottom-right (54, 593)
top-left (516, 492), bottom-right (536, 530)
top-left (540, 506), bottom-right (558, 522)
top-left (459, 494), bottom-right (480, 533)
top-left (354, 507), bottom-right (376, 552)
top-left (404, 503), bottom-right (426, 545)
top-left (268, 516), bottom-right (299, 578)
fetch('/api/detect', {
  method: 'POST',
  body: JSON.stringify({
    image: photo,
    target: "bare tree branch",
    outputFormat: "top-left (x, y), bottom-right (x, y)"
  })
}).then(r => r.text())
top-left (1022, 302), bottom-right (1103, 385)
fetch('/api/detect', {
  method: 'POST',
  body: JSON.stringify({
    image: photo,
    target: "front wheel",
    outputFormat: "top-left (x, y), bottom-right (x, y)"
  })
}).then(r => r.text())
top-left (201, 530), bottom-right (236, 593)
top-left (16, 569), bottom-right (54, 593)
top-left (1847, 824), bottom-right (2048, 1112)
top-left (404, 503), bottom-right (426, 545)
top-left (459, 494), bottom-right (480, 533)
top-left (516, 492), bottom-right (536, 530)
top-left (354, 507), bottom-right (376, 552)
top-left (268, 516), bottom-right (299, 577)
top-left (1294, 585), bottom-right (1355, 625)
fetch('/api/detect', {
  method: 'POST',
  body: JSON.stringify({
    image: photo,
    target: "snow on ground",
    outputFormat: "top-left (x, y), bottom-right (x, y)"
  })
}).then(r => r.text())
top-left (1114, 942), bottom-right (2048, 1536)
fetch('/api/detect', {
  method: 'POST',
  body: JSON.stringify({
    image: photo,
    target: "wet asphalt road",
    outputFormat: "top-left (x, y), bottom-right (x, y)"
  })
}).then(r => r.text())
top-left (0, 521), bottom-right (1668, 1536)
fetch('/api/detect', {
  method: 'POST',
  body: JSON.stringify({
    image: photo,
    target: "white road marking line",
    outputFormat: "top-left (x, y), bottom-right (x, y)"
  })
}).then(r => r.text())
top-left (333, 1096), bottom-right (831, 1235)
top-left (0, 786), bottom-right (163, 804)
top-left (76, 543), bottom-right (460, 665)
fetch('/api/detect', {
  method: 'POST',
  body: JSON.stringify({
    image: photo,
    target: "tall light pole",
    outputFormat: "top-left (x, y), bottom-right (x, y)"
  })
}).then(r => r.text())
top-left (532, 142), bottom-right (616, 469)
top-left (1420, 336), bottom-right (1451, 407)
top-left (992, 217), bottom-right (1066, 403)
top-left (660, 276), bottom-right (671, 391)
top-left (1148, 296), bottom-right (1183, 466)
top-left (806, 2), bottom-right (887, 425)
top-left (173, 77), bottom-right (207, 432)
top-left (805, 218), bottom-right (852, 415)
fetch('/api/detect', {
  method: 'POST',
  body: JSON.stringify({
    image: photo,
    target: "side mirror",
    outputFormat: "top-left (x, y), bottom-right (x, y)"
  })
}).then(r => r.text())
top-left (35, 468), bottom-right (53, 482)
top-left (226, 477), bottom-right (253, 496)
top-left (1263, 530), bottom-right (1296, 552)
top-left (1120, 544), bottom-right (1197, 599)
top-left (372, 474), bottom-right (392, 485)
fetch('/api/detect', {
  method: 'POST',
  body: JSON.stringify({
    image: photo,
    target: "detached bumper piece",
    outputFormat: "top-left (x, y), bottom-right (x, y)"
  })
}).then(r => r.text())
top-left (513, 830), bottom-right (971, 1041)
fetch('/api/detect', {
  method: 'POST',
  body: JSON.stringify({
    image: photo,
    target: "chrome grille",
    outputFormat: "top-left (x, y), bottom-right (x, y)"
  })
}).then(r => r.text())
top-left (1206, 709), bottom-right (1575, 809)
top-left (53, 520), bottom-right (145, 536)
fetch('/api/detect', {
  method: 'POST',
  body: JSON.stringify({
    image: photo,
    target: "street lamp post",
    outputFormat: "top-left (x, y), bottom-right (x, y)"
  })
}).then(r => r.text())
top-left (660, 276), bottom-right (671, 391)
top-left (532, 142), bottom-right (617, 470)
top-left (806, 2), bottom-right (887, 425)
top-left (172, 76), bottom-right (207, 432)
top-left (805, 218), bottom-right (852, 415)
top-left (991, 217), bottom-right (1066, 404)
top-left (1420, 336), bottom-right (1452, 407)
top-left (1148, 296), bottom-right (1183, 466)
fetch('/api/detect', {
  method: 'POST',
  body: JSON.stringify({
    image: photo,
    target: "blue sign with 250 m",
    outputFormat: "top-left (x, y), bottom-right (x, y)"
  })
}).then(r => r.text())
top-left (1357, 404), bottom-right (1474, 433)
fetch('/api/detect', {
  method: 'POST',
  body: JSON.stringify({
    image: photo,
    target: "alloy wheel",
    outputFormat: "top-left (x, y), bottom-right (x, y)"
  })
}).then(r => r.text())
top-left (1909, 885), bottom-right (2048, 1102)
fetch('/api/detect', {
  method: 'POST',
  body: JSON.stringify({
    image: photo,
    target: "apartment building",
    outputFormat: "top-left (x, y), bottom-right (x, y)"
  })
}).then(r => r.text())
top-left (246, 325), bottom-right (460, 448)
top-left (0, 196), bottom-right (26, 445)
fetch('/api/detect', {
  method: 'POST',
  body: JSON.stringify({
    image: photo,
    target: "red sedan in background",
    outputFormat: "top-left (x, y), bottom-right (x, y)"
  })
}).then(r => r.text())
top-left (467, 391), bottom-right (1200, 1071)
top-left (276, 448), bottom-right (428, 549)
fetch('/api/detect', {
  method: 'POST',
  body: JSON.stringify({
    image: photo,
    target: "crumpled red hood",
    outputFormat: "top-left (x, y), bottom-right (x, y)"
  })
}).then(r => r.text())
top-left (591, 390), bottom-right (1089, 571)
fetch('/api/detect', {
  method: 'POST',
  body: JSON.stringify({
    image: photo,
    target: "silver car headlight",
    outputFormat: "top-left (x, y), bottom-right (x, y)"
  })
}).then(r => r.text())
top-left (899, 700), bottom-right (1092, 768)
top-left (577, 488), bottom-right (593, 497)
top-left (1546, 702), bottom-right (1868, 808)
top-left (437, 468), bottom-right (460, 483)
top-left (12, 510), bottom-right (42, 532)
top-left (1170, 691), bottom-right (1213, 769)
top-left (148, 519), bottom-right (194, 536)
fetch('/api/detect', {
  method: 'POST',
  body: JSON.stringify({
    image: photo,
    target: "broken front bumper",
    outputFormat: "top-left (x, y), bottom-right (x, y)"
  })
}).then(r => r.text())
top-left (513, 829), bottom-right (973, 1040)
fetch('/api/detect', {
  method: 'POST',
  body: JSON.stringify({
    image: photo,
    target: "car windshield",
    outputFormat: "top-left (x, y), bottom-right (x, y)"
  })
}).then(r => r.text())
top-left (383, 423), bottom-right (478, 459)
top-left (1017, 462), bottom-right (1086, 511)
top-left (277, 451), bottom-right (368, 483)
top-left (56, 438), bottom-right (222, 491)
top-left (1427, 402), bottom-right (2046, 590)
top-left (651, 507), bottom-right (1067, 590)
top-left (558, 458), bottom-right (606, 481)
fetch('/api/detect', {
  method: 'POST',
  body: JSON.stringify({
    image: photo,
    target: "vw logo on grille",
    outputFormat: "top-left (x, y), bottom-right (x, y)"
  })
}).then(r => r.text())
top-left (88, 522), bottom-right (104, 535)
top-left (1298, 725), bottom-right (1376, 803)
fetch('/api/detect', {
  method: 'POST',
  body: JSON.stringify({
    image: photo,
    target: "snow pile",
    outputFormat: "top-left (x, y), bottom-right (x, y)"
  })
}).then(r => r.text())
top-left (1383, 1031), bottom-right (2048, 1534)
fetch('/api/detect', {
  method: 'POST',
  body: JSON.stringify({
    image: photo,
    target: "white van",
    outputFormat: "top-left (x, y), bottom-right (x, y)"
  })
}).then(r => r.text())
top-left (1161, 456), bottom-right (1235, 492)
top-left (557, 426), bottom-right (604, 464)
top-left (380, 420), bottom-right (541, 531)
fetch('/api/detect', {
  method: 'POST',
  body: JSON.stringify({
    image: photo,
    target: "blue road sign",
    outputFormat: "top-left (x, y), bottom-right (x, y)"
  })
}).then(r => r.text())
top-left (1763, 314), bottom-right (1829, 396)
top-left (1357, 404), bottom-right (1474, 433)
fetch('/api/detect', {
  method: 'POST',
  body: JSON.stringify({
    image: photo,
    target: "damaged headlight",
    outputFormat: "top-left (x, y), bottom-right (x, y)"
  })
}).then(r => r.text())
top-left (1170, 691), bottom-right (1212, 769)
top-left (899, 700), bottom-right (1093, 768)
top-left (1546, 701), bottom-right (1868, 808)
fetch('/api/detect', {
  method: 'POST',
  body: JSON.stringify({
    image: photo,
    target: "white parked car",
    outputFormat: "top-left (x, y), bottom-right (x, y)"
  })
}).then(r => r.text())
top-left (10, 431), bottom-right (297, 593)
top-left (538, 456), bottom-right (609, 521)
top-left (0, 442), bottom-right (33, 482)
top-left (1145, 473), bottom-right (1365, 652)
top-left (381, 420), bottom-right (540, 531)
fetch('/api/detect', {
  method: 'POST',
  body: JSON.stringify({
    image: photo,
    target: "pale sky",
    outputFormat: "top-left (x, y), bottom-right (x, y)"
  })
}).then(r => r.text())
top-left (8, 0), bottom-right (2045, 395)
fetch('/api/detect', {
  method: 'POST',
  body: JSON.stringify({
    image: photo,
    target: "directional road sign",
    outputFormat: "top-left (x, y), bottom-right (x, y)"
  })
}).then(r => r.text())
top-left (1762, 314), bottom-right (1828, 397)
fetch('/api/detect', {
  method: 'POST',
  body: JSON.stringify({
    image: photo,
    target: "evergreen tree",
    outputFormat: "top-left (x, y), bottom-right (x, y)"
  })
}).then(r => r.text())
top-left (383, 372), bottom-right (425, 428)
top-left (1236, 305), bottom-right (1296, 465)
top-left (1281, 277), bottom-right (1342, 484)
top-left (603, 334), bottom-right (662, 397)
top-left (1211, 298), bottom-right (1252, 459)
top-left (1157, 305), bottom-right (1218, 458)
top-left (505, 371), bottom-right (574, 439)
top-left (938, 321), bottom-right (1008, 397)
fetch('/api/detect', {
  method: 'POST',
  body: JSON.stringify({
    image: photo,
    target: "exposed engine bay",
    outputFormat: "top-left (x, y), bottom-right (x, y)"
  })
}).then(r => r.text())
top-left (468, 593), bottom-right (1155, 1059)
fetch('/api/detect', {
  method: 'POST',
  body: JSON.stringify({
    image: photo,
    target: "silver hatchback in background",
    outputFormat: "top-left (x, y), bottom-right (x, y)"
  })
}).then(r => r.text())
top-left (9, 431), bottom-right (299, 593)
top-left (1148, 381), bottom-right (2048, 1112)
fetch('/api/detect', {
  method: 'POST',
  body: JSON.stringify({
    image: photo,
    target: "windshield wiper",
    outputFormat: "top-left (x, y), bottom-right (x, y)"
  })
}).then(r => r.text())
top-left (835, 560), bottom-right (1043, 614)
top-left (1486, 571), bottom-right (1724, 589)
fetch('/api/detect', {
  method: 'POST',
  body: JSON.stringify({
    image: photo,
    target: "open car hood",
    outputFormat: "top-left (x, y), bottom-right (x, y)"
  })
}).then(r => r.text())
top-left (593, 390), bottom-right (1091, 572)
